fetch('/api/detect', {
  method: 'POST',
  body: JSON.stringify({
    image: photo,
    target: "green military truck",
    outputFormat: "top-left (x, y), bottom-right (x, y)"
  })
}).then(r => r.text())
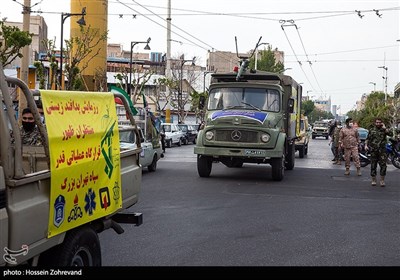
top-left (194, 59), bottom-right (302, 181)
top-left (0, 62), bottom-right (143, 266)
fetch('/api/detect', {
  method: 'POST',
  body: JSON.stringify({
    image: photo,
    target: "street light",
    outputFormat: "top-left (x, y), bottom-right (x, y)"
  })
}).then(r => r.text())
top-left (378, 66), bottom-right (388, 103)
top-left (255, 42), bottom-right (269, 70)
top-left (203, 71), bottom-right (213, 93)
top-left (128, 38), bottom-right (151, 97)
top-left (59, 7), bottom-right (86, 90)
top-left (369, 82), bottom-right (376, 92)
top-left (179, 55), bottom-right (196, 124)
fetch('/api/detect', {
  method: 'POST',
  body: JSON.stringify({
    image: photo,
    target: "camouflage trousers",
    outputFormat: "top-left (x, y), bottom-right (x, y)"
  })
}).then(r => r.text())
top-left (370, 150), bottom-right (388, 177)
top-left (344, 146), bottom-right (360, 168)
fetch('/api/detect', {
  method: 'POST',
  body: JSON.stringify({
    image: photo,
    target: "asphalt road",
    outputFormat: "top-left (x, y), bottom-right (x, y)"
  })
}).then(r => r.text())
top-left (99, 137), bottom-right (400, 266)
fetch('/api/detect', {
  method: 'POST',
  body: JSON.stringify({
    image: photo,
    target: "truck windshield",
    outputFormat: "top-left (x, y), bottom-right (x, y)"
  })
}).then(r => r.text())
top-left (207, 87), bottom-right (280, 112)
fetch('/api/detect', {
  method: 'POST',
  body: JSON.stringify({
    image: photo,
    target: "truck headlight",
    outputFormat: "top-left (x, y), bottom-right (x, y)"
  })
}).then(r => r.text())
top-left (261, 133), bottom-right (270, 143)
top-left (205, 131), bottom-right (214, 140)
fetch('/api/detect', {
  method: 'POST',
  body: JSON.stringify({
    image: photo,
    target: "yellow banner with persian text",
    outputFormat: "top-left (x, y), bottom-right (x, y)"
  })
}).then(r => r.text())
top-left (41, 90), bottom-right (121, 238)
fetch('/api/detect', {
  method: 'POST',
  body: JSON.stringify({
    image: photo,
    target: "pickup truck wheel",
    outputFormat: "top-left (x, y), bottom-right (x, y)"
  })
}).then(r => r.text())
top-left (271, 156), bottom-right (284, 181)
top-left (197, 155), bottom-right (212, 177)
top-left (299, 146), bottom-right (305, 158)
top-left (166, 139), bottom-right (172, 148)
top-left (39, 226), bottom-right (101, 266)
top-left (148, 155), bottom-right (157, 172)
top-left (177, 138), bottom-right (182, 146)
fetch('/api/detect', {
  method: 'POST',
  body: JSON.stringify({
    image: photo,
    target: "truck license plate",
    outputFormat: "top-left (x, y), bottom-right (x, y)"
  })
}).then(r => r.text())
top-left (244, 149), bottom-right (266, 156)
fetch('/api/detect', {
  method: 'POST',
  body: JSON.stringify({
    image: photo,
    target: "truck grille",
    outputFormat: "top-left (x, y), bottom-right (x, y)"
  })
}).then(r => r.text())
top-left (215, 129), bottom-right (258, 143)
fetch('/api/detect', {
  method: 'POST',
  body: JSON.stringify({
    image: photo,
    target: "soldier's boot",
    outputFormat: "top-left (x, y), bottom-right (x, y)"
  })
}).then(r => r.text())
top-left (333, 160), bottom-right (339, 165)
top-left (344, 168), bottom-right (350, 175)
top-left (357, 167), bottom-right (361, 176)
top-left (337, 160), bottom-right (341, 165)
top-left (371, 176), bottom-right (377, 186)
top-left (380, 176), bottom-right (385, 187)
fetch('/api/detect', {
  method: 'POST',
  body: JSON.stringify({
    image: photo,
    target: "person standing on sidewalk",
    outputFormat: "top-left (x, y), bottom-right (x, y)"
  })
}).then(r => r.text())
top-left (339, 118), bottom-right (361, 176)
top-left (365, 118), bottom-right (392, 187)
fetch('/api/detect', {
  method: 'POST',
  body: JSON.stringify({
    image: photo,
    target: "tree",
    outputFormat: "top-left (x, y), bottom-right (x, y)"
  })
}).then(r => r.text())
top-left (248, 45), bottom-right (284, 73)
top-left (301, 100), bottom-right (315, 116)
top-left (0, 19), bottom-right (32, 67)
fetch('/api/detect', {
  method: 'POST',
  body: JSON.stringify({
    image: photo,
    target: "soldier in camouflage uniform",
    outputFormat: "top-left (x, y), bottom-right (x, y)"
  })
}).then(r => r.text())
top-left (365, 118), bottom-right (392, 187)
top-left (339, 118), bottom-right (361, 176)
top-left (20, 107), bottom-right (42, 146)
top-left (331, 121), bottom-right (342, 165)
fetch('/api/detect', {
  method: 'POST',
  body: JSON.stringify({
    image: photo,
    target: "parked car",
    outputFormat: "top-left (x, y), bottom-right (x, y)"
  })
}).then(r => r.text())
top-left (177, 123), bottom-right (198, 144)
top-left (161, 123), bottom-right (185, 147)
top-left (119, 125), bottom-right (163, 172)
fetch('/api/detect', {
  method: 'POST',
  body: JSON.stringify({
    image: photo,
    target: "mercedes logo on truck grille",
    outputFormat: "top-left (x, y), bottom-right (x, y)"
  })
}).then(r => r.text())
top-left (231, 130), bottom-right (242, 141)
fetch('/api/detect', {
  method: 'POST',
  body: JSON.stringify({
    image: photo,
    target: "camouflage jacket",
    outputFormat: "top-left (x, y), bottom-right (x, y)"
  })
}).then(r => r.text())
top-left (366, 126), bottom-right (392, 151)
top-left (20, 126), bottom-right (43, 146)
top-left (333, 126), bottom-right (341, 145)
top-left (339, 126), bottom-right (359, 148)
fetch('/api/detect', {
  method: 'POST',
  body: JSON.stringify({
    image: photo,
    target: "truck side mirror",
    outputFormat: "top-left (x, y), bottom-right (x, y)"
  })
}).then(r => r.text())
top-left (199, 96), bottom-right (205, 110)
top-left (287, 98), bottom-right (295, 113)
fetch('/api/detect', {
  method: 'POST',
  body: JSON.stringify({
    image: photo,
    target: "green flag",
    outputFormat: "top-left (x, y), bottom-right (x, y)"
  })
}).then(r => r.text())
top-left (110, 85), bottom-right (138, 115)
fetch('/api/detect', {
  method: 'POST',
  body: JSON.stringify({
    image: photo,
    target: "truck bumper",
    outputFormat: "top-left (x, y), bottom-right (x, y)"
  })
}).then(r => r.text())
top-left (194, 146), bottom-right (283, 159)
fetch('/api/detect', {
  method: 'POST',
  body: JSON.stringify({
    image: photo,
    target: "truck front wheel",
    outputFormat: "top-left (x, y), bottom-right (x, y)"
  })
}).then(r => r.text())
top-left (271, 157), bottom-right (284, 181)
top-left (39, 226), bottom-right (101, 266)
top-left (197, 155), bottom-right (212, 177)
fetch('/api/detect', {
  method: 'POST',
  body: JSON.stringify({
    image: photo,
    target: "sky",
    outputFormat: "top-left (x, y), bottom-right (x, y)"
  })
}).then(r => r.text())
top-left (2, 0), bottom-right (399, 114)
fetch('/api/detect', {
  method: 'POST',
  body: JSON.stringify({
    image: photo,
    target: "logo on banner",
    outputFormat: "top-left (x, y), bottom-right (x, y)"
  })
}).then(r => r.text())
top-left (53, 195), bottom-right (65, 227)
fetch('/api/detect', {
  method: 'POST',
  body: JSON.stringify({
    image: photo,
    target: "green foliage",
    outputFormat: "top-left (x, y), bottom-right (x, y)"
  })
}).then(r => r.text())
top-left (347, 92), bottom-right (399, 129)
top-left (248, 45), bottom-right (285, 73)
top-left (0, 20), bottom-right (32, 67)
top-left (301, 100), bottom-right (315, 116)
top-left (33, 61), bottom-right (46, 89)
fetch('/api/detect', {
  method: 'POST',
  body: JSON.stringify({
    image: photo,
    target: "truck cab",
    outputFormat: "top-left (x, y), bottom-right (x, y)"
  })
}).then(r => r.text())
top-left (194, 63), bottom-right (301, 181)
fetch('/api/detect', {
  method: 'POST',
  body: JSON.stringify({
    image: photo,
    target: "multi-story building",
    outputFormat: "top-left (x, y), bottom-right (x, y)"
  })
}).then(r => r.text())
top-left (2, 16), bottom-right (48, 69)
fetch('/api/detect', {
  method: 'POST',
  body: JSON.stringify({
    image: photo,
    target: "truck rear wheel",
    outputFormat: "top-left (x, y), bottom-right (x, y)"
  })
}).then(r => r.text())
top-left (39, 226), bottom-right (101, 266)
top-left (299, 145), bottom-right (305, 158)
top-left (197, 155), bottom-right (212, 177)
top-left (285, 144), bottom-right (295, 170)
top-left (271, 157), bottom-right (284, 181)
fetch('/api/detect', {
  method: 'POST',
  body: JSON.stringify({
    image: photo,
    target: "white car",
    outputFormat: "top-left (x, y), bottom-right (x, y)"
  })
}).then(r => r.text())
top-left (119, 125), bottom-right (163, 172)
top-left (160, 123), bottom-right (185, 148)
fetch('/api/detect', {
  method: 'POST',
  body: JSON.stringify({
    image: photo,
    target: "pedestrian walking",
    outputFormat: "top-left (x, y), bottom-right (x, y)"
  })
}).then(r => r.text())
top-left (339, 118), bottom-right (361, 176)
top-left (365, 118), bottom-right (393, 186)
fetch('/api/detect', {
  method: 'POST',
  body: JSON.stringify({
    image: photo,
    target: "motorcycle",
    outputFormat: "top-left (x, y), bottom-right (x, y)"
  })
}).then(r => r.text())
top-left (359, 137), bottom-right (400, 169)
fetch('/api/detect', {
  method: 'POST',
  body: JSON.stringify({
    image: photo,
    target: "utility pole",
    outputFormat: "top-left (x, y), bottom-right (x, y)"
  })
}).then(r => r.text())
top-left (19, 0), bottom-right (31, 122)
top-left (165, 0), bottom-right (172, 123)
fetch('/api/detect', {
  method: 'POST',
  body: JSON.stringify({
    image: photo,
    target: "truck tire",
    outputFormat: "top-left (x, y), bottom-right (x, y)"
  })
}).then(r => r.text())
top-left (299, 145), bottom-right (305, 158)
top-left (148, 155), bottom-right (157, 172)
top-left (39, 226), bottom-right (101, 266)
top-left (285, 144), bottom-right (295, 170)
top-left (271, 157), bottom-right (284, 181)
top-left (197, 155), bottom-right (212, 177)
top-left (166, 139), bottom-right (172, 148)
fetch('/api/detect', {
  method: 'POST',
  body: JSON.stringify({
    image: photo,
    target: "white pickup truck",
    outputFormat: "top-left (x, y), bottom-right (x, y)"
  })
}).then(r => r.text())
top-left (0, 62), bottom-right (143, 266)
top-left (119, 125), bottom-right (163, 172)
